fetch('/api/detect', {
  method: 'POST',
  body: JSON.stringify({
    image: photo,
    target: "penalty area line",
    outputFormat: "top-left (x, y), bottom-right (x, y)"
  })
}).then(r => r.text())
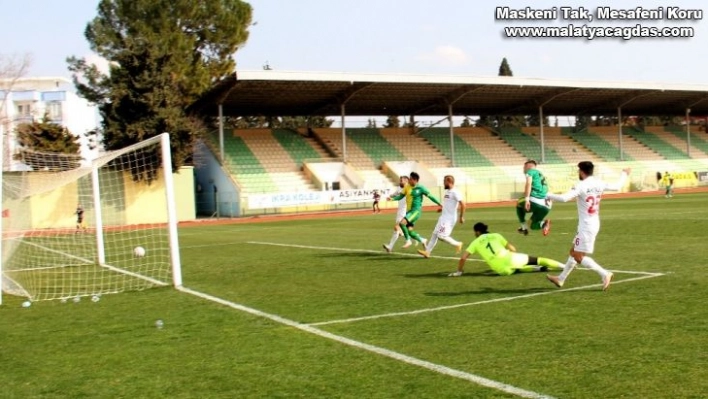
top-left (309, 273), bottom-right (664, 326)
top-left (177, 285), bottom-right (556, 399)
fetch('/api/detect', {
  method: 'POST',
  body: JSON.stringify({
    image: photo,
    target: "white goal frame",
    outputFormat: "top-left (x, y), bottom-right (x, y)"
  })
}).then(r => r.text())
top-left (0, 132), bottom-right (182, 304)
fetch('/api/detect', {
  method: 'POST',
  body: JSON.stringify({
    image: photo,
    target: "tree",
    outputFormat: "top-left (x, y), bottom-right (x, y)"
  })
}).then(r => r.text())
top-left (479, 58), bottom-right (525, 130)
top-left (526, 114), bottom-right (549, 127)
top-left (384, 115), bottom-right (400, 128)
top-left (574, 115), bottom-right (591, 132)
top-left (13, 115), bottom-right (83, 170)
top-left (1, 53), bottom-right (33, 170)
top-left (498, 57), bottom-right (513, 76)
top-left (67, 0), bottom-right (253, 180)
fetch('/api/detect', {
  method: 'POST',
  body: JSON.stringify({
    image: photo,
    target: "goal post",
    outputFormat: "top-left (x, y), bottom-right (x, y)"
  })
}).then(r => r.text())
top-left (1, 132), bottom-right (182, 304)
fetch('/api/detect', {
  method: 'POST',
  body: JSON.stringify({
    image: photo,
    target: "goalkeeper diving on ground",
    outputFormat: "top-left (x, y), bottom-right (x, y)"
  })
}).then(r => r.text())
top-left (448, 222), bottom-right (564, 277)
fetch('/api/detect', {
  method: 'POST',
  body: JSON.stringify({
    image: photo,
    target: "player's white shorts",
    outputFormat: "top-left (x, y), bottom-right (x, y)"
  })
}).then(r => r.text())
top-left (395, 208), bottom-right (407, 224)
top-left (433, 219), bottom-right (456, 238)
top-left (573, 229), bottom-right (598, 254)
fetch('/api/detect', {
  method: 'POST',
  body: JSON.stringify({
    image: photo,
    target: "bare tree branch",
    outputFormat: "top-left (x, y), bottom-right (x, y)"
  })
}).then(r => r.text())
top-left (1, 53), bottom-right (33, 170)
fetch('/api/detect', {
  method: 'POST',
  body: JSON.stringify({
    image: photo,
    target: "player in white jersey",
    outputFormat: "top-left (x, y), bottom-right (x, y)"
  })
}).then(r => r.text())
top-left (545, 161), bottom-right (631, 291)
top-left (417, 175), bottom-right (465, 258)
top-left (382, 176), bottom-right (410, 252)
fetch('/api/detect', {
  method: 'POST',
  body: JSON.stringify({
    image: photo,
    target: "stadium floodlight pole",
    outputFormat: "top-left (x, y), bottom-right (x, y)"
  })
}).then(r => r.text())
top-left (340, 104), bottom-right (346, 162)
top-left (218, 104), bottom-right (224, 162)
top-left (160, 133), bottom-right (183, 287)
top-left (537, 88), bottom-right (579, 164)
top-left (539, 105), bottom-right (546, 164)
top-left (617, 107), bottom-right (624, 161)
top-left (686, 108), bottom-right (691, 157)
top-left (91, 165), bottom-right (106, 265)
top-left (448, 104), bottom-right (455, 167)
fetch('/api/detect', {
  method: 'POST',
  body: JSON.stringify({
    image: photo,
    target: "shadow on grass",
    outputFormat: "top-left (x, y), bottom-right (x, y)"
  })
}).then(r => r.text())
top-left (403, 270), bottom-right (500, 278)
top-left (425, 286), bottom-right (549, 297)
top-left (312, 252), bottom-right (427, 261)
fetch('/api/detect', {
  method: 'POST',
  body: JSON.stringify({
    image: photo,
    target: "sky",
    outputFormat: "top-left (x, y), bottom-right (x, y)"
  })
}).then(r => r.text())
top-left (1, 0), bottom-right (707, 92)
top-left (2, 0), bottom-right (707, 84)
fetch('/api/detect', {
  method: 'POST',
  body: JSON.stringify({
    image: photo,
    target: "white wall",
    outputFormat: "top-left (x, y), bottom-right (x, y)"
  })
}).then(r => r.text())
top-left (0, 77), bottom-right (99, 170)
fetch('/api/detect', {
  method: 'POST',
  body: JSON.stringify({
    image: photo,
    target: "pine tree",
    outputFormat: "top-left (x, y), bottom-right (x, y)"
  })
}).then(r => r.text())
top-left (67, 0), bottom-right (253, 180)
top-left (13, 115), bottom-right (83, 170)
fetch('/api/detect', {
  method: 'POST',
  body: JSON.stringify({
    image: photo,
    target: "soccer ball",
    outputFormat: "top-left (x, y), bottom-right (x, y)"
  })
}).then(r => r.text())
top-left (133, 246), bottom-right (146, 257)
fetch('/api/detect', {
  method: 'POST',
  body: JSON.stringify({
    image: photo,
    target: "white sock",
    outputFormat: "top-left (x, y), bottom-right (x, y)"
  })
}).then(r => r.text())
top-left (520, 223), bottom-right (527, 230)
top-left (388, 231), bottom-right (399, 247)
top-left (425, 234), bottom-right (438, 252)
top-left (580, 256), bottom-right (610, 278)
top-left (558, 256), bottom-right (577, 283)
top-left (438, 235), bottom-right (461, 247)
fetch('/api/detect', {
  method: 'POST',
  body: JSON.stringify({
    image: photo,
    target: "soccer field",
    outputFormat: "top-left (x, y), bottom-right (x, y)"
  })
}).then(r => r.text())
top-left (2, 193), bottom-right (707, 398)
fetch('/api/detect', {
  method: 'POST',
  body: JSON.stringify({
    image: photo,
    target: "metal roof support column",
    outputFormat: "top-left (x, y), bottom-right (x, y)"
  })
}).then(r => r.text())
top-left (448, 104), bottom-right (455, 167)
top-left (617, 107), bottom-right (624, 162)
top-left (686, 108), bottom-right (691, 157)
top-left (539, 105), bottom-right (546, 164)
top-left (218, 104), bottom-right (224, 162)
top-left (340, 104), bottom-right (347, 162)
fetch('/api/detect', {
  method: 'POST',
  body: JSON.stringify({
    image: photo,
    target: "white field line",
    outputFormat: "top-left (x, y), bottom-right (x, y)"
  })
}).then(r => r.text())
top-left (16, 239), bottom-right (167, 287)
top-left (309, 274), bottom-right (663, 326)
top-left (177, 286), bottom-right (556, 399)
top-left (246, 241), bottom-right (663, 276)
top-left (245, 241), bottom-right (664, 326)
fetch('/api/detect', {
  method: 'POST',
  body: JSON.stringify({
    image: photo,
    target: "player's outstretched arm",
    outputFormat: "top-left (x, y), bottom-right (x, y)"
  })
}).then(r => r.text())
top-left (449, 252), bottom-right (470, 277)
top-left (605, 169), bottom-right (631, 191)
top-left (546, 187), bottom-right (578, 203)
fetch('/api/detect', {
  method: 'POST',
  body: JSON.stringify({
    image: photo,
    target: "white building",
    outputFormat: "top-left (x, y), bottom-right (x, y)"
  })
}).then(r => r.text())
top-left (0, 77), bottom-right (99, 170)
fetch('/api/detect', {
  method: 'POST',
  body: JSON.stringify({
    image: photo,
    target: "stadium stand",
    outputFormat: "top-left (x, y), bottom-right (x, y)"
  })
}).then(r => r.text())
top-left (311, 128), bottom-right (377, 169)
top-left (311, 128), bottom-right (398, 187)
top-left (497, 127), bottom-right (566, 164)
top-left (561, 127), bottom-right (632, 162)
top-left (522, 127), bottom-right (602, 164)
top-left (346, 128), bottom-right (406, 165)
top-left (379, 127), bottom-right (450, 167)
top-left (624, 126), bottom-right (691, 160)
top-left (233, 129), bottom-right (316, 192)
top-left (646, 126), bottom-right (708, 158)
top-left (271, 128), bottom-right (329, 165)
top-left (206, 132), bottom-right (278, 193)
top-left (588, 126), bottom-right (665, 161)
top-left (455, 127), bottom-right (526, 166)
top-left (418, 127), bottom-right (494, 167)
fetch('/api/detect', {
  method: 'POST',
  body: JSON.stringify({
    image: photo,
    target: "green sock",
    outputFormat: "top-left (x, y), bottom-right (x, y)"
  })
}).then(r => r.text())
top-left (538, 257), bottom-right (564, 271)
top-left (399, 223), bottom-right (411, 240)
top-left (408, 229), bottom-right (423, 242)
top-left (515, 203), bottom-right (527, 224)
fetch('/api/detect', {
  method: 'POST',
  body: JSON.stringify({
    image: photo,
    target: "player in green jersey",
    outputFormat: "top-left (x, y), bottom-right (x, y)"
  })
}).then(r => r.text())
top-left (390, 171), bottom-right (442, 248)
top-left (448, 222), bottom-right (564, 277)
top-left (516, 160), bottom-right (552, 236)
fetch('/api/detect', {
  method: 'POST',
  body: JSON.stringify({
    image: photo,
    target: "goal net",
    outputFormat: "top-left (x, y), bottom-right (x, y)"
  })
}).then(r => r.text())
top-left (1, 133), bottom-right (181, 303)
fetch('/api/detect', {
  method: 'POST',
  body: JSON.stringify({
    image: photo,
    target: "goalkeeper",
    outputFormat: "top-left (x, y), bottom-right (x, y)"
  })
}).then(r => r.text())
top-left (389, 172), bottom-right (442, 248)
top-left (448, 222), bottom-right (564, 277)
top-left (75, 203), bottom-right (87, 233)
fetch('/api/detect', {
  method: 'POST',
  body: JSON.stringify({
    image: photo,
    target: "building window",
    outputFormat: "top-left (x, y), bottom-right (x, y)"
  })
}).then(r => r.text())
top-left (16, 103), bottom-right (32, 117)
top-left (47, 102), bottom-right (63, 121)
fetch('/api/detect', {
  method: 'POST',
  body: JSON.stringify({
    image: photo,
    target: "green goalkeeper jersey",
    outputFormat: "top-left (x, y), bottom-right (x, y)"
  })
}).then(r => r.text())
top-left (526, 169), bottom-right (548, 199)
top-left (465, 233), bottom-right (512, 270)
top-left (392, 184), bottom-right (441, 211)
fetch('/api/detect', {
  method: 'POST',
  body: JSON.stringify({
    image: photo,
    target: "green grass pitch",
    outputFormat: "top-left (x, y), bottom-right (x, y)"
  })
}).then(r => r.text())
top-left (2, 193), bottom-right (707, 398)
